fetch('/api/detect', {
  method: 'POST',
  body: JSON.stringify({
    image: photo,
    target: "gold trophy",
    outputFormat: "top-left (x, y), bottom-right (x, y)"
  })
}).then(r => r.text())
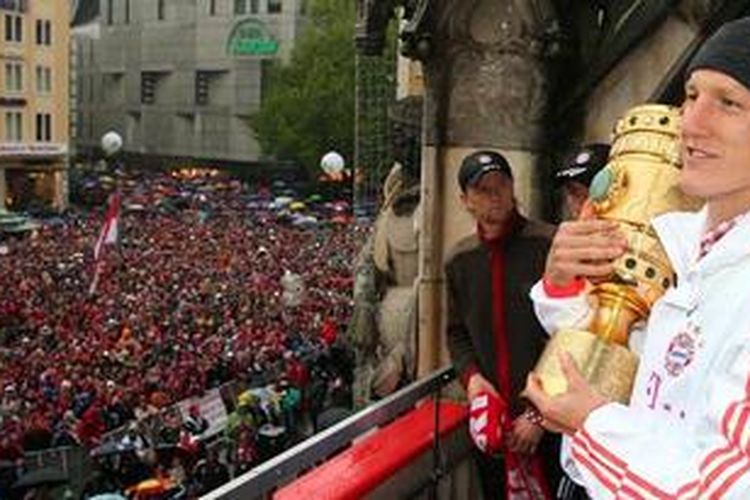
top-left (534, 104), bottom-right (702, 403)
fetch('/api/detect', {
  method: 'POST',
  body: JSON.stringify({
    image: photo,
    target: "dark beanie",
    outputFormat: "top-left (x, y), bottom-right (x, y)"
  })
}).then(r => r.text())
top-left (687, 17), bottom-right (750, 91)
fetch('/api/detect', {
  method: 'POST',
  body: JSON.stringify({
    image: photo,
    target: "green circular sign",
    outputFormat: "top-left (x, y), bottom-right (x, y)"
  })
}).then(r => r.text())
top-left (228, 19), bottom-right (279, 56)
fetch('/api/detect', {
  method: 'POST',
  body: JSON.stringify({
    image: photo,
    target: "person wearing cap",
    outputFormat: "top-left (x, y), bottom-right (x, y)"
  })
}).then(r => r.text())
top-left (445, 150), bottom-right (560, 498)
top-left (555, 144), bottom-right (611, 220)
top-left (524, 17), bottom-right (750, 499)
top-left (551, 143), bottom-right (610, 500)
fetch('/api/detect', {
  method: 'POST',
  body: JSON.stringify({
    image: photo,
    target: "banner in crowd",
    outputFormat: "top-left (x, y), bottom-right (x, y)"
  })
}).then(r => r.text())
top-left (177, 388), bottom-right (228, 438)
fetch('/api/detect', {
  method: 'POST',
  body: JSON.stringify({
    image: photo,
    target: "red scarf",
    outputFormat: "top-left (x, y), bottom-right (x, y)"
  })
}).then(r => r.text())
top-left (481, 212), bottom-right (552, 500)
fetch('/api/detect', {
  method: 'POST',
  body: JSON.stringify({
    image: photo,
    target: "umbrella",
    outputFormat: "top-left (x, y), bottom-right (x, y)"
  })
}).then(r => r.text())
top-left (12, 467), bottom-right (69, 490)
top-left (126, 477), bottom-right (175, 496)
top-left (306, 194), bottom-right (324, 203)
top-left (2, 220), bottom-right (40, 233)
top-left (331, 215), bottom-right (350, 225)
top-left (90, 440), bottom-right (138, 458)
top-left (291, 215), bottom-right (318, 227)
top-left (289, 201), bottom-right (306, 211)
top-left (258, 424), bottom-right (286, 438)
top-left (90, 495), bottom-right (127, 500)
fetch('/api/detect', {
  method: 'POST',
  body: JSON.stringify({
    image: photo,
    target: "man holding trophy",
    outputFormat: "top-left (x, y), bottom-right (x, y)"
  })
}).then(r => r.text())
top-left (525, 17), bottom-right (750, 498)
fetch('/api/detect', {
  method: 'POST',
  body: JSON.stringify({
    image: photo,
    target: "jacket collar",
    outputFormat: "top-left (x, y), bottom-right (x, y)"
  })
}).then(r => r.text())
top-left (652, 206), bottom-right (750, 278)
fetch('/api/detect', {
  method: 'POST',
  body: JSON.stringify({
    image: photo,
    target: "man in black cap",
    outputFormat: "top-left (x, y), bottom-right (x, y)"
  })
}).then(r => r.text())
top-left (550, 142), bottom-right (611, 500)
top-left (526, 17), bottom-right (750, 498)
top-left (555, 143), bottom-right (611, 220)
top-left (445, 150), bottom-right (561, 498)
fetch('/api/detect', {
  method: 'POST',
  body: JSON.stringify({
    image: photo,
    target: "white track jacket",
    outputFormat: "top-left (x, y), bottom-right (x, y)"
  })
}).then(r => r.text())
top-left (530, 208), bottom-right (750, 499)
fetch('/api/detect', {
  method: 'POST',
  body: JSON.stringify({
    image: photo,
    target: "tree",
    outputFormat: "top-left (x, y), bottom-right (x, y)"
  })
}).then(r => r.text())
top-left (251, 0), bottom-right (355, 177)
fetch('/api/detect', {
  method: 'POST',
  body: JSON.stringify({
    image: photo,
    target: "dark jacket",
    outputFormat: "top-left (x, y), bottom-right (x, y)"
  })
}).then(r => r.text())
top-left (445, 216), bottom-right (555, 416)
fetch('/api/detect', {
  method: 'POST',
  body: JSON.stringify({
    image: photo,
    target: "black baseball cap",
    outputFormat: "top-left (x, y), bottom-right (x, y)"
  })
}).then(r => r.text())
top-left (458, 151), bottom-right (513, 192)
top-left (555, 143), bottom-right (610, 188)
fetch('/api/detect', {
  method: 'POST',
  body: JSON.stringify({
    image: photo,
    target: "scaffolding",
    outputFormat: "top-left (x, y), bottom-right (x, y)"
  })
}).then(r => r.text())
top-left (353, 37), bottom-right (398, 219)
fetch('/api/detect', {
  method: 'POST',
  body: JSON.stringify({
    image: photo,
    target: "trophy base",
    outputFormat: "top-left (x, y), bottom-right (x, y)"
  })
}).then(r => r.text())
top-left (534, 328), bottom-right (639, 404)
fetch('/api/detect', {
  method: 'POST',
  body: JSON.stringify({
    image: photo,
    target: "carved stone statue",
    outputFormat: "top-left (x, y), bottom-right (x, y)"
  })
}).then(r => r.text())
top-left (348, 96), bottom-right (423, 406)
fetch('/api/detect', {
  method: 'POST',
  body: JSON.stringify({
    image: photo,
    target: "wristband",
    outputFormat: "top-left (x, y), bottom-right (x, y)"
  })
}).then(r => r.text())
top-left (542, 275), bottom-right (586, 298)
top-left (521, 406), bottom-right (543, 426)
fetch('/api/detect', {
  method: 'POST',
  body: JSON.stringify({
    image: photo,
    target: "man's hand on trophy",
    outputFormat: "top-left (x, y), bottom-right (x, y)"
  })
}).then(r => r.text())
top-left (544, 219), bottom-right (628, 288)
top-left (522, 353), bottom-right (609, 436)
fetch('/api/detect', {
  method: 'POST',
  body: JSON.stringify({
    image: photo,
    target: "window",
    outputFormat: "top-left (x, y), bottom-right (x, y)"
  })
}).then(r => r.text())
top-left (0, 1), bottom-right (27, 13)
top-left (141, 73), bottom-right (158, 104)
top-left (251, 0), bottom-right (259, 13)
top-left (13, 14), bottom-right (20, 40)
top-left (234, 0), bottom-right (246, 15)
top-left (5, 112), bottom-right (22, 142)
top-left (209, 0), bottom-right (216, 16)
top-left (125, 0), bottom-right (130, 23)
top-left (35, 66), bottom-right (51, 94)
top-left (107, 0), bottom-right (113, 25)
top-left (35, 113), bottom-right (51, 142)
top-left (4, 14), bottom-right (22, 41)
top-left (268, 0), bottom-right (281, 14)
top-left (4, 62), bottom-right (22, 92)
top-left (35, 20), bottom-right (50, 45)
top-left (157, 0), bottom-right (165, 20)
top-left (195, 71), bottom-right (211, 105)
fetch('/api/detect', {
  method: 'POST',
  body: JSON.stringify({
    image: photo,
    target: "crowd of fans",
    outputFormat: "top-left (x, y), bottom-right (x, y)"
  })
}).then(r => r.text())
top-left (0, 168), bottom-right (361, 497)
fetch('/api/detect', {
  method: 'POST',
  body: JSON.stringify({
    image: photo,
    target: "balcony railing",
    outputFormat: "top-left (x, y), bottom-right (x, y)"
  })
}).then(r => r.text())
top-left (203, 366), bottom-right (468, 500)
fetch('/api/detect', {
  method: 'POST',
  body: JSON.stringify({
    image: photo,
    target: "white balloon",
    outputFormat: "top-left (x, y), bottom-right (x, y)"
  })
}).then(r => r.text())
top-left (101, 131), bottom-right (123, 156)
top-left (320, 151), bottom-right (345, 174)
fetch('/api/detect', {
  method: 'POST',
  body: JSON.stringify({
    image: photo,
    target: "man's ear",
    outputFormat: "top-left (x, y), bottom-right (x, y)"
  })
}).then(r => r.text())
top-left (459, 190), bottom-right (468, 206)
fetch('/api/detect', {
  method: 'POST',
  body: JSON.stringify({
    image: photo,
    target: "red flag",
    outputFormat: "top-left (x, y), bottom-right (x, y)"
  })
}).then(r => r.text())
top-left (90, 193), bottom-right (121, 295)
top-left (94, 192), bottom-right (121, 261)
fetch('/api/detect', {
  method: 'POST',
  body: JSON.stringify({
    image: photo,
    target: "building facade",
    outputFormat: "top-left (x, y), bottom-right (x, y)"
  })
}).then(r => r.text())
top-left (0, 0), bottom-right (70, 211)
top-left (74, 0), bottom-right (306, 169)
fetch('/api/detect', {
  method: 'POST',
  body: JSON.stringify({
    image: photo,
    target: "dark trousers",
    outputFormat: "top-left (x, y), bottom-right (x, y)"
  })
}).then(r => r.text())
top-left (473, 450), bottom-right (505, 500)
